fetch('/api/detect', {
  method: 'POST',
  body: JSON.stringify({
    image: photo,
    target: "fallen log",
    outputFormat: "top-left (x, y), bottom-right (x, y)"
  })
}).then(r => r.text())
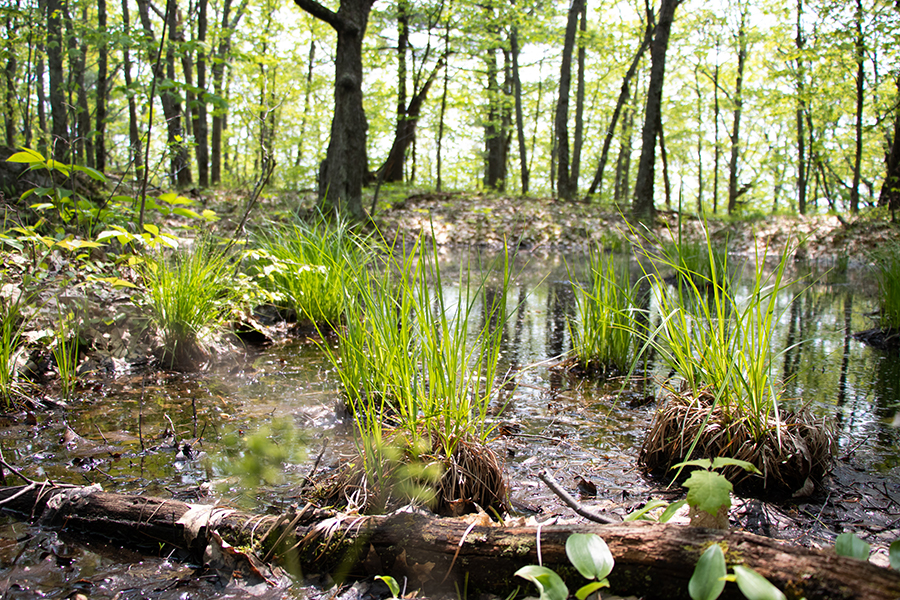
top-left (0, 483), bottom-right (898, 600)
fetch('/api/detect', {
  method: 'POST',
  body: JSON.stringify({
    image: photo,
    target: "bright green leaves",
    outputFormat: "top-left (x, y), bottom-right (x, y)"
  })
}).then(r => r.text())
top-left (516, 534), bottom-right (614, 600)
top-left (683, 469), bottom-right (733, 517)
top-left (890, 540), bottom-right (900, 571)
top-left (731, 566), bottom-right (787, 600)
top-left (689, 545), bottom-right (726, 600)
top-left (375, 575), bottom-right (401, 598)
top-left (835, 532), bottom-right (870, 561)
top-left (514, 566), bottom-right (569, 600)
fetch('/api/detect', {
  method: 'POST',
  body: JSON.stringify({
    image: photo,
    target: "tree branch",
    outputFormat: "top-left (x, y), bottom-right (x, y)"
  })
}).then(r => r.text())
top-left (292, 0), bottom-right (342, 31)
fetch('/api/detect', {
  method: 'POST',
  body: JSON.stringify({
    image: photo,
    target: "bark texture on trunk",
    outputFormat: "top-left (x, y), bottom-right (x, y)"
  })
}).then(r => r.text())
top-left (554, 0), bottom-right (584, 202)
top-left (727, 7), bottom-right (747, 215)
top-left (1, 484), bottom-right (899, 600)
top-left (47, 0), bottom-right (68, 160)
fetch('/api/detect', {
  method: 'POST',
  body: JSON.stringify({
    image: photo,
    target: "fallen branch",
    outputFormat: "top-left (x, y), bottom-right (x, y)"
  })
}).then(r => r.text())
top-left (0, 483), bottom-right (897, 600)
top-left (538, 469), bottom-right (618, 524)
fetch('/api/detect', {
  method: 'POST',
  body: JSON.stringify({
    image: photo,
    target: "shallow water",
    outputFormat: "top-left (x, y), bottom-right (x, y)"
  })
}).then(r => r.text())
top-left (1, 251), bottom-right (898, 597)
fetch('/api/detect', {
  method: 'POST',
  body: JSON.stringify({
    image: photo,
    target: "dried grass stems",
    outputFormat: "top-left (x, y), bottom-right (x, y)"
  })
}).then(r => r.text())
top-left (639, 391), bottom-right (836, 494)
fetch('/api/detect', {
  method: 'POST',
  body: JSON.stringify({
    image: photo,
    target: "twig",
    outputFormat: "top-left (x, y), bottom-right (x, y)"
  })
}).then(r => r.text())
top-left (0, 450), bottom-right (34, 485)
top-left (224, 156), bottom-right (276, 256)
top-left (538, 469), bottom-right (619, 524)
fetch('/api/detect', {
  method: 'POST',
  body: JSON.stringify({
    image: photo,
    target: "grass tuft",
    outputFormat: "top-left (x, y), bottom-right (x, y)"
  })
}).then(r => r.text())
top-left (0, 289), bottom-right (29, 405)
top-left (871, 243), bottom-right (900, 330)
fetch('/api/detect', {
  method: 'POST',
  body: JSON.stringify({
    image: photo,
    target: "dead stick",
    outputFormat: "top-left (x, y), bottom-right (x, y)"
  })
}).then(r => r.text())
top-left (538, 469), bottom-right (619, 525)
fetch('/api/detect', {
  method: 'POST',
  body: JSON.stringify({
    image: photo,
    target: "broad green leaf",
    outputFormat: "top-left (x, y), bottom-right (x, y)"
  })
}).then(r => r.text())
top-left (683, 470), bottom-right (732, 516)
top-left (55, 238), bottom-right (104, 250)
top-left (625, 499), bottom-right (669, 521)
top-left (890, 540), bottom-right (899, 571)
top-left (732, 566), bottom-right (786, 600)
top-left (89, 276), bottom-right (137, 289)
top-left (200, 209), bottom-right (219, 221)
top-left (671, 458), bottom-right (715, 471)
top-left (835, 533), bottom-right (870, 560)
top-left (514, 565), bottom-right (569, 600)
top-left (29, 202), bottom-right (55, 211)
top-left (375, 575), bottom-right (400, 598)
top-left (173, 207), bottom-right (202, 219)
top-left (159, 193), bottom-right (193, 205)
top-left (143, 223), bottom-right (160, 236)
top-left (566, 534), bottom-right (614, 580)
top-left (97, 228), bottom-right (130, 242)
top-left (7, 148), bottom-right (45, 163)
top-left (575, 580), bottom-right (608, 600)
top-left (659, 499), bottom-right (688, 523)
top-left (688, 545), bottom-right (726, 600)
top-left (73, 164), bottom-right (108, 182)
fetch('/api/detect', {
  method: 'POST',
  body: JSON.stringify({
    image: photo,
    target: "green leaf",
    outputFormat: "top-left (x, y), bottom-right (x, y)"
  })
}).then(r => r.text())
top-left (689, 545), bottom-right (726, 600)
top-left (514, 565), bottom-right (569, 600)
top-left (88, 275), bottom-right (137, 289)
top-left (890, 540), bottom-right (900, 571)
top-left (625, 499), bottom-right (669, 521)
top-left (835, 533), bottom-right (870, 561)
top-left (200, 208), bottom-right (219, 221)
top-left (375, 575), bottom-right (400, 599)
top-left (55, 237), bottom-right (104, 250)
top-left (709, 457), bottom-right (761, 474)
top-left (173, 207), bottom-right (202, 219)
top-left (7, 148), bottom-right (45, 164)
top-left (732, 566), bottom-right (786, 600)
top-left (659, 499), bottom-right (688, 523)
top-left (73, 164), bottom-right (108, 182)
top-left (143, 223), bottom-right (160, 236)
top-left (672, 458), bottom-right (716, 471)
top-left (566, 534), bottom-right (614, 580)
top-left (574, 580), bottom-right (608, 600)
top-left (683, 470), bottom-right (732, 516)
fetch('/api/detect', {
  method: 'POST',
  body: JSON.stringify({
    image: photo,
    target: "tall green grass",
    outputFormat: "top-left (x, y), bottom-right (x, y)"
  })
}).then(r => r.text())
top-left (872, 243), bottom-right (900, 330)
top-left (141, 238), bottom-right (237, 369)
top-left (568, 248), bottom-right (638, 375)
top-left (635, 226), bottom-right (794, 442)
top-left (317, 236), bottom-right (514, 509)
top-left (251, 218), bottom-right (365, 327)
top-left (0, 290), bottom-right (28, 405)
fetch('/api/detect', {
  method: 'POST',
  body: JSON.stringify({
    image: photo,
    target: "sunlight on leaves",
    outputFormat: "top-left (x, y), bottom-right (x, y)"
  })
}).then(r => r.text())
top-left (732, 565), bottom-right (786, 600)
top-left (514, 565), bottom-right (569, 600)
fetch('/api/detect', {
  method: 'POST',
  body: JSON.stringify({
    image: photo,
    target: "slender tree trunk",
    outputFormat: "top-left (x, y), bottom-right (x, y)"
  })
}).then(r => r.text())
top-left (712, 39), bottom-right (721, 214)
top-left (632, 0), bottom-right (681, 223)
top-left (194, 0), bottom-right (209, 187)
top-left (571, 0), bottom-right (587, 194)
top-left (554, 0), bottom-right (583, 202)
top-left (46, 0), bottom-right (68, 160)
top-left (510, 23), bottom-right (529, 194)
top-left (210, 0), bottom-right (248, 185)
top-left (658, 112), bottom-right (671, 209)
top-left (436, 17), bottom-right (450, 192)
top-left (76, 6), bottom-right (94, 168)
top-left (586, 11), bottom-right (653, 198)
top-left (727, 6), bottom-right (747, 215)
top-left (121, 0), bottom-right (142, 176)
top-left (614, 105), bottom-right (633, 204)
top-left (795, 0), bottom-right (807, 215)
top-left (295, 38), bottom-right (316, 168)
top-left (4, 15), bottom-right (16, 148)
top-left (96, 0), bottom-right (108, 172)
top-left (165, 3), bottom-right (191, 186)
top-left (35, 0), bottom-right (48, 156)
top-left (850, 0), bottom-right (865, 215)
top-left (484, 43), bottom-right (507, 190)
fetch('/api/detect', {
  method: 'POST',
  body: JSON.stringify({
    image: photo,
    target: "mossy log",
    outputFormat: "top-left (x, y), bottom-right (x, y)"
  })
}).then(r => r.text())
top-left (1, 483), bottom-right (898, 600)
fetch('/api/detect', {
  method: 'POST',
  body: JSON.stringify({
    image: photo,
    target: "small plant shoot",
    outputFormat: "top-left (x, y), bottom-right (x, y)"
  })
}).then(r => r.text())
top-left (565, 534), bottom-right (614, 599)
top-left (835, 532), bottom-right (871, 561)
top-left (688, 544), bottom-right (726, 600)
top-left (514, 566), bottom-right (569, 600)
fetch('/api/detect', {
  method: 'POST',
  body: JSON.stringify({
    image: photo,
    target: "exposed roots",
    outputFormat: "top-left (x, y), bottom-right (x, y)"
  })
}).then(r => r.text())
top-left (639, 391), bottom-right (836, 495)
top-left (313, 430), bottom-right (508, 517)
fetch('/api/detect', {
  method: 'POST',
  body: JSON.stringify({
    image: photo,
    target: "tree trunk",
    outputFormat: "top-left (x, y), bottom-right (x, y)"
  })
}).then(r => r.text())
top-left (2, 484), bottom-right (899, 600)
top-left (484, 44), bottom-right (507, 191)
top-left (613, 104), bottom-right (633, 204)
top-left (659, 112), bottom-right (671, 209)
top-left (727, 6), bottom-right (747, 215)
top-left (632, 0), bottom-right (681, 223)
top-left (46, 0), bottom-right (68, 161)
top-left (293, 0), bottom-right (374, 220)
top-left (712, 39), bottom-right (721, 215)
top-left (210, 0), bottom-right (248, 185)
top-left (436, 18), bottom-right (450, 193)
top-left (4, 15), bottom-right (16, 148)
top-left (194, 0), bottom-right (209, 188)
top-left (295, 38), bottom-right (316, 168)
top-left (121, 0), bottom-right (142, 177)
top-left (95, 0), bottom-right (108, 172)
top-left (880, 73), bottom-right (900, 215)
top-left (850, 0), bottom-right (865, 215)
top-left (570, 0), bottom-right (587, 194)
top-left (795, 0), bottom-right (807, 215)
top-left (554, 0), bottom-right (583, 202)
top-left (586, 11), bottom-right (653, 199)
top-left (35, 0), bottom-right (48, 156)
top-left (166, 2), bottom-right (191, 186)
top-left (74, 6), bottom-right (94, 168)
top-left (694, 68), bottom-right (704, 214)
top-left (510, 23), bottom-right (529, 194)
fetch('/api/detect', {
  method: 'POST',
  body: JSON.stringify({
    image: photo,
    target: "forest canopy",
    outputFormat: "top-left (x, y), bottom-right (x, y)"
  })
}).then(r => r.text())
top-left (1, 0), bottom-right (899, 218)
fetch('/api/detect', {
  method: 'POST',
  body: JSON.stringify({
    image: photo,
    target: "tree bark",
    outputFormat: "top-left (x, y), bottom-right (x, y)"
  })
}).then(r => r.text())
top-left (510, 22), bottom-right (529, 194)
top-left (96, 0), bottom-right (108, 172)
top-left (4, 15), bottom-right (16, 148)
top-left (586, 10), bottom-right (653, 199)
top-left (795, 0), bottom-right (807, 215)
top-left (1, 484), bottom-right (899, 600)
top-left (46, 0), bottom-right (68, 161)
top-left (293, 0), bottom-right (374, 221)
top-left (850, 0), bottom-right (865, 215)
top-left (632, 0), bottom-right (680, 223)
top-left (73, 6), bottom-right (94, 168)
top-left (210, 0), bottom-right (248, 185)
top-left (571, 0), bottom-right (587, 194)
top-left (121, 0), bottom-right (143, 177)
top-left (726, 5), bottom-right (747, 215)
top-left (880, 72), bottom-right (900, 215)
top-left (554, 0), bottom-right (584, 202)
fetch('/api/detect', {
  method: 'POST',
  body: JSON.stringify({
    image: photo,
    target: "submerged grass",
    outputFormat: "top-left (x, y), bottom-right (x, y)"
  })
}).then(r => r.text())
top-left (141, 238), bottom-right (237, 370)
top-left (567, 247), bottom-right (639, 375)
top-left (251, 218), bottom-right (365, 327)
top-left (316, 234), bottom-right (515, 513)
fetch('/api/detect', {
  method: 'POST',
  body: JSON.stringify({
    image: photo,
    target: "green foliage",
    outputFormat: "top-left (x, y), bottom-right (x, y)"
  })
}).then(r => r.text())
top-left (217, 419), bottom-right (305, 489)
top-left (689, 544), bottom-right (787, 600)
top-left (375, 575), bottom-right (401, 599)
top-left (624, 498), bottom-right (686, 523)
top-left (515, 533), bottom-right (614, 600)
top-left (674, 458), bottom-right (761, 521)
top-left (870, 243), bottom-right (900, 330)
top-left (52, 306), bottom-right (80, 401)
top-left (834, 532), bottom-right (870, 561)
top-left (249, 218), bottom-right (366, 326)
top-left (890, 540), bottom-right (900, 571)
top-left (568, 248), bottom-right (638, 375)
top-left (140, 238), bottom-right (239, 369)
